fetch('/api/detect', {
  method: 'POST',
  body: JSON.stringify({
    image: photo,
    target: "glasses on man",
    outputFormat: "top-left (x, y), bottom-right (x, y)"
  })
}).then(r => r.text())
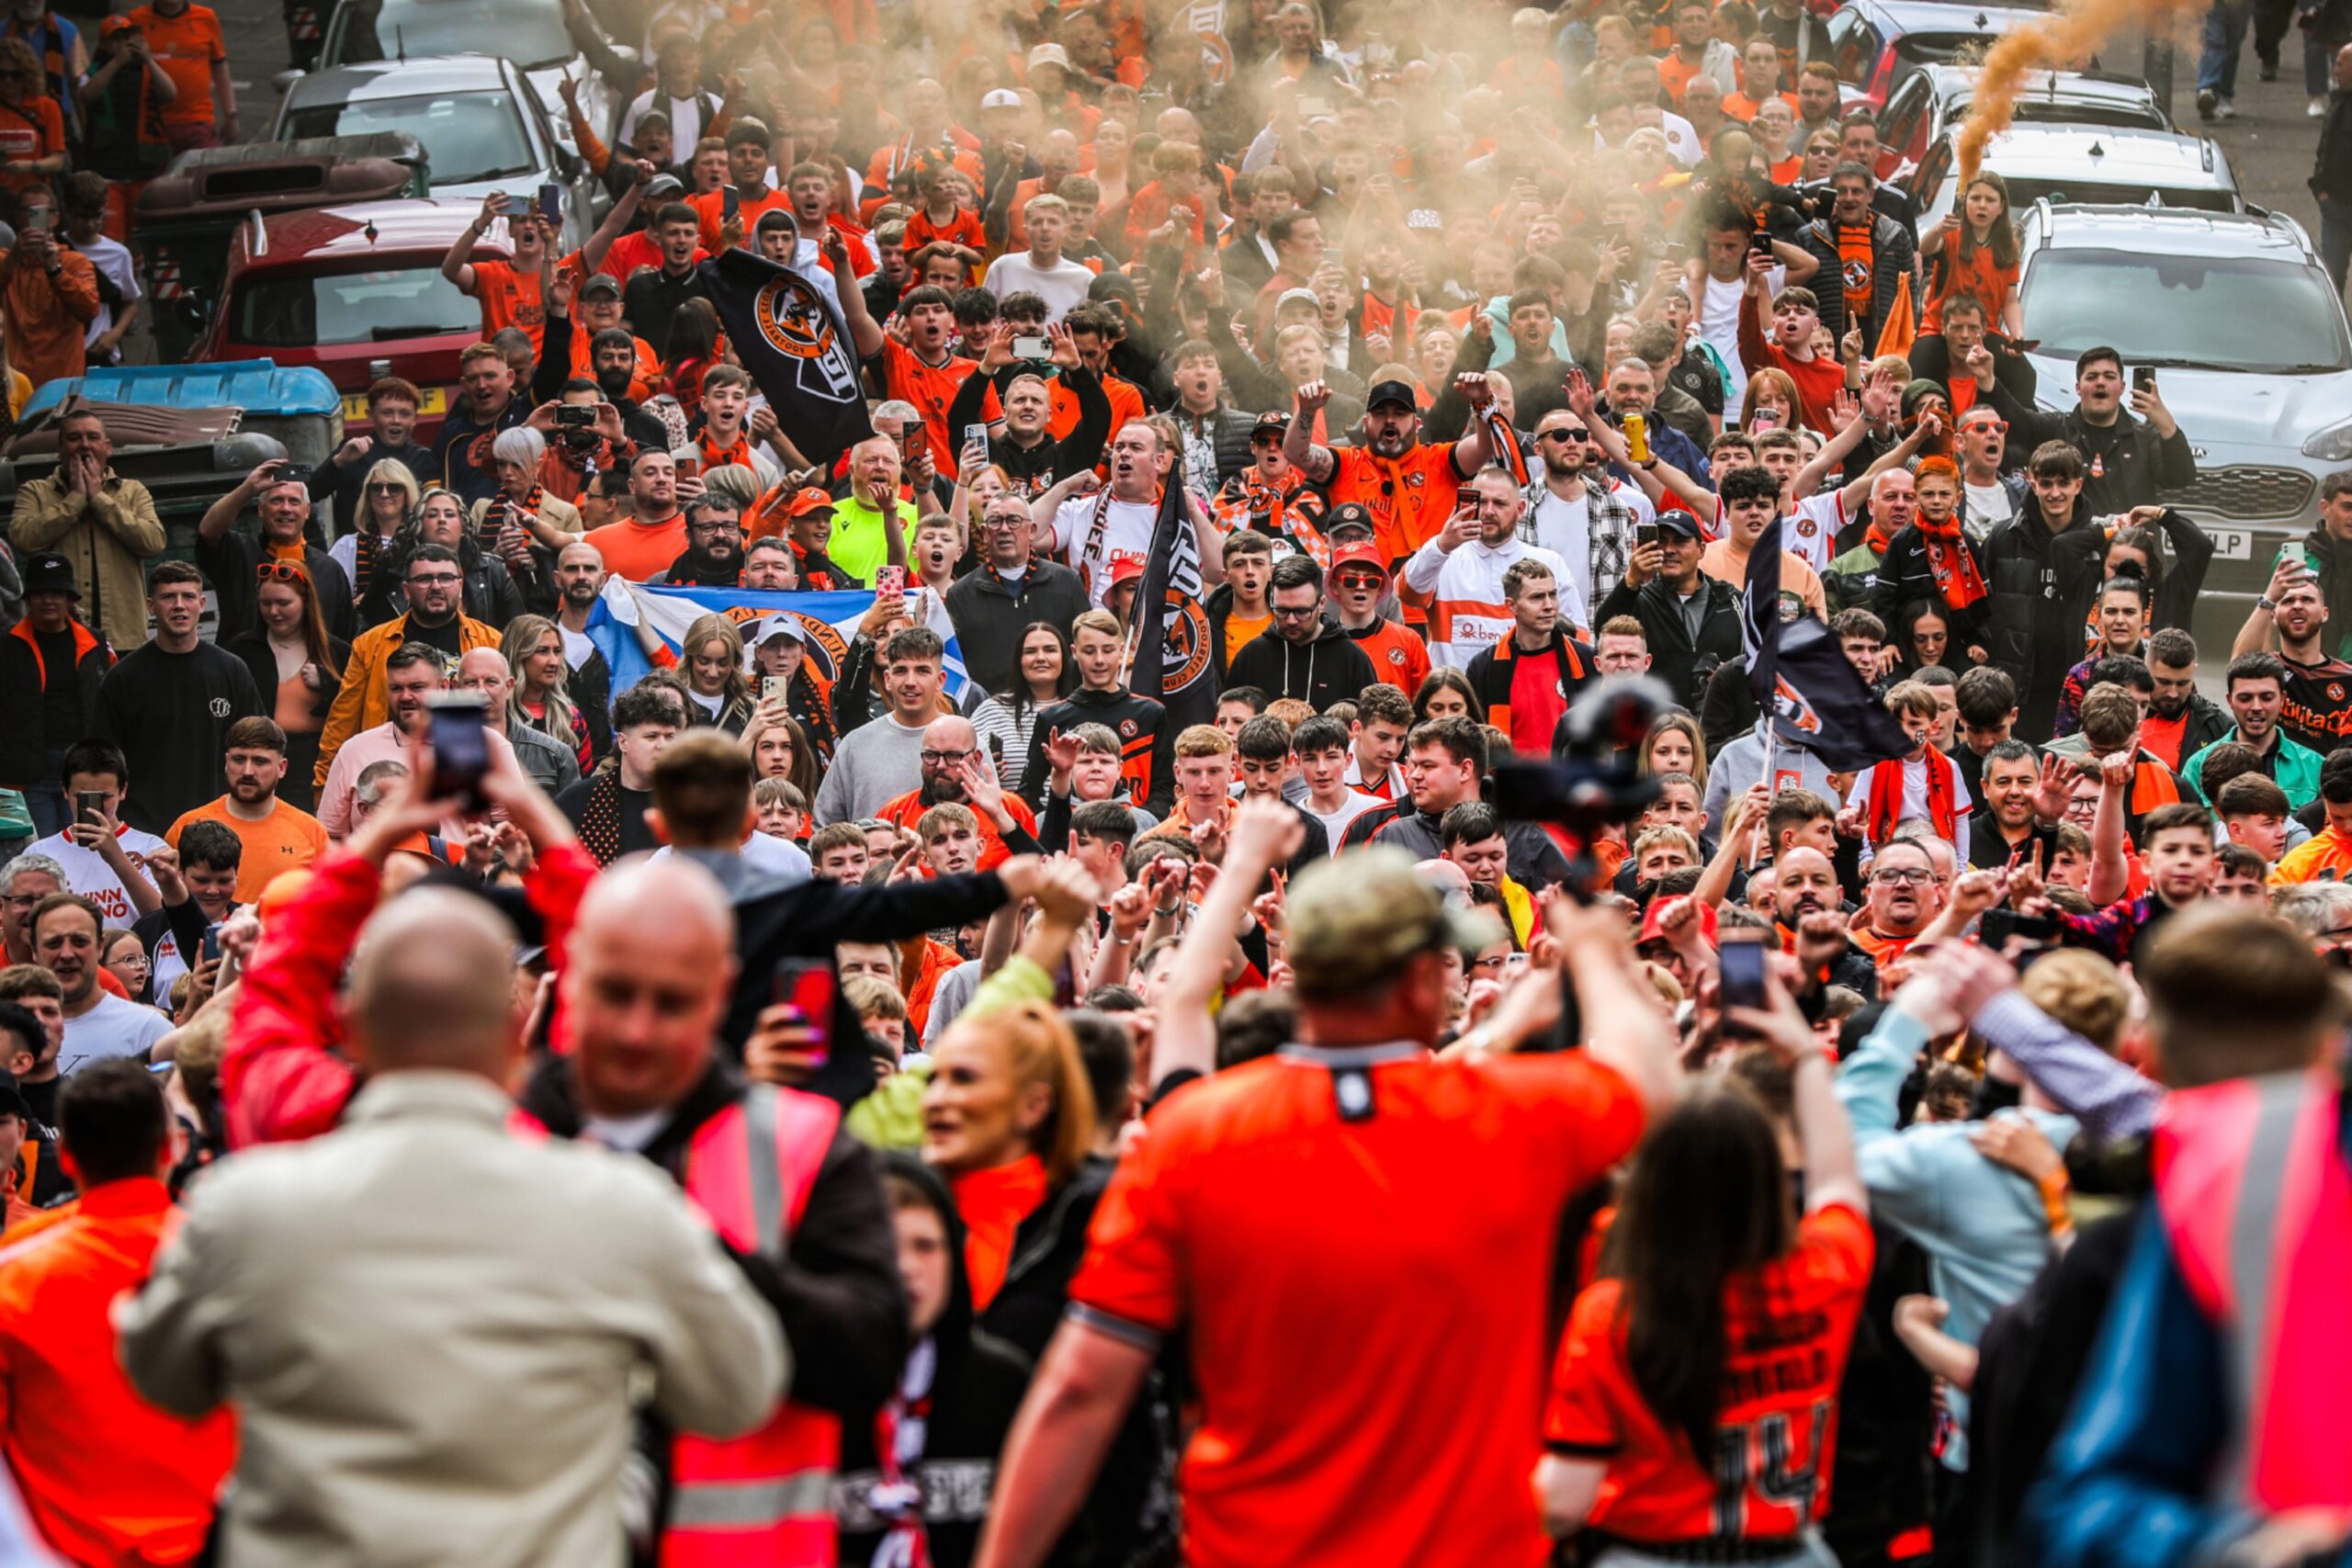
top-left (407, 572), bottom-right (463, 588)
top-left (1962, 419), bottom-right (2009, 435)
top-left (1270, 603), bottom-right (1320, 620)
top-left (1537, 427), bottom-right (1590, 443)
top-left (1871, 866), bottom-right (1935, 886)
top-left (688, 518), bottom-right (741, 534)
top-left (921, 749), bottom-right (974, 765)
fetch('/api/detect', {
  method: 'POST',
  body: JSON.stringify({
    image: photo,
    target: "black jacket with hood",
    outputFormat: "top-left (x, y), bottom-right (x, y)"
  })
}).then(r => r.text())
top-left (1222, 614), bottom-right (1376, 712)
top-left (1980, 495), bottom-right (2107, 733)
top-left (833, 1156), bottom-right (1033, 1568)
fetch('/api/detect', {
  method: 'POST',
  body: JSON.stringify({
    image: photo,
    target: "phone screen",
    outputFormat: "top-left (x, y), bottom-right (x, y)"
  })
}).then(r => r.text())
top-left (537, 182), bottom-right (562, 222)
top-left (200, 924), bottom-right (223, 964)
top-left (425, 694), bottom-right (492, 811)
top-left (771, 960), bottom-right (836, 1066)
top-left (722, 185), bottom-right (741, 220)
top-left (1719, 933), bottom-right (1768, 1014)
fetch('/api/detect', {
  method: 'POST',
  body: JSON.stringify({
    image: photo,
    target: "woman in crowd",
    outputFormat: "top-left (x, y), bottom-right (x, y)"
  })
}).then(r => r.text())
top-left (662, 299), bottom-right (726, 422)
top-left (1415, 667), bottom-right (1479, 724)
top-left (501, 614), bottom-right (593, 773)
top-left (224, 559), bottom-right (346, 812)
top-left (1917, 171), bottom-right (2023, 342)
top-left (833, 1156), bottom-right (1034, 1568)
top-left (2100, 516), bottom-right (2212, 638)
top-left (331, 457), bottom-right (419, 627)
top-left (971, 622), bottom-right (1072, 794)
top-left (1891, 597), bottom-right (1954, 678)
top-left (744, 706), bottom-right (823, 805)
top-left (1641, 712), bottom-right (1710, 794)
top-left (750, 616), bottom-right (839, 762)
top-left (1797, 128), bottom-right (1842, 185)
top-left (1539, 976), bottom-right (1871, 1565)
top-left (99, 927), bottom-right (151, 1005)
top-left (1740, 367), bottom-right (1802, 434)
top-left (674, 613), bottom-right (757, 734)
top-left (375, 484), bottom-right (529, 629)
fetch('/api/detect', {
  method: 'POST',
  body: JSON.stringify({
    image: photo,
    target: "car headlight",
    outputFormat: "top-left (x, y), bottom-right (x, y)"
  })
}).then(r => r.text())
top-left (2307, 417), bottom-right (2352, 462)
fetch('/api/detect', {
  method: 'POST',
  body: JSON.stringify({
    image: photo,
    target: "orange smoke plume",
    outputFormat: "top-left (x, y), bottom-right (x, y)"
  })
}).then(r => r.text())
top-left (1954, 0), bottom-right (2203, 182)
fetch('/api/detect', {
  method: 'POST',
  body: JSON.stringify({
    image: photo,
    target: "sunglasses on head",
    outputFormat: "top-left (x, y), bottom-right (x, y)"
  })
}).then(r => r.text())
top-left (256, 561), bottom-right (311, 585)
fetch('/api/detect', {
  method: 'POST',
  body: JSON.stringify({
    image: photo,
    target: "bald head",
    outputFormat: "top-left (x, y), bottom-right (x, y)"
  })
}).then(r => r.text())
top-left (923, 716), bottom-right (977, 751)
top-left (565, 858), bottom-right (739, 1115)
top-left (345, 889), bottom-right (521, 1077)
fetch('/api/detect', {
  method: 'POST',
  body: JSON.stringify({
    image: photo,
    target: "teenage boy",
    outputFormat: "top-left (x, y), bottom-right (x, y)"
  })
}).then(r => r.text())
top-left (1292, 714), bottom-right (1385, 842)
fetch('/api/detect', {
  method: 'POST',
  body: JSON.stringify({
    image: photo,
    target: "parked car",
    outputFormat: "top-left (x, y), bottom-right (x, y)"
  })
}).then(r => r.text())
top-left (1872, 64), bottom-right (2173, 186)
top-left (2011, 203), bottom-right (2352, 651)
top-left (194, 199), bottom-right (511, 442)
top-left (271, 55), bottom-right (606, 250)
top-left (1908, 123), bottom-right (2240, 230)
top-left (1826, 0), bottom-right (2057, 104)
top-left (299, 0), bottom-right (623, 150)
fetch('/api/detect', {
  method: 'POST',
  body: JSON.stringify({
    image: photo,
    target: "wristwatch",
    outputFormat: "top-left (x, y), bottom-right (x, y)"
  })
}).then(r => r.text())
top-left (2256, 595), bottom-right (2278, 614)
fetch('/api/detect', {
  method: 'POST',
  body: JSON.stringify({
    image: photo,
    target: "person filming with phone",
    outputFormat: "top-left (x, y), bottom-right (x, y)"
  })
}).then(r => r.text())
top-left (194, 458), bottom-right (353, 645)
top-left (1972, 348), bottom-right (2195, 515)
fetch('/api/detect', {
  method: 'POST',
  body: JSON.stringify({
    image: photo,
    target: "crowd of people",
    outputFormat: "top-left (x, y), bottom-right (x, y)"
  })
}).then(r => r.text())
top-left (0, 0), bottom-right (2346, 1563)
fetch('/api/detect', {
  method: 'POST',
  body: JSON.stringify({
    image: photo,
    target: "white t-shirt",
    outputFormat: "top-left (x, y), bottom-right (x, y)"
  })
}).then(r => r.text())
top-left (1051, 492), bottom-right (1159, 604)
top-left (1963, 480), bottom-right (2016, 539)
top-left (1525, 486), bottom-right (1593, 615)
top-left (980, 252), bottom-right (1100, 322)
top-left (1859, 750), bottom-right (1973, 832)
top-left (1782, 491), bottom-right (1848, 572)
top-left (1700, 268), bottom-right (1781, 420)
top-left (28, 828), bottom-right (168, 928)
top-left (81, 233), bottom-right (141, 351)
top-left (560, 623), bottom-right (596, 670)
top-left (1302, 789), bottom-right (1385, 843)
top-left (59, 992), bottom-right (172, 1076)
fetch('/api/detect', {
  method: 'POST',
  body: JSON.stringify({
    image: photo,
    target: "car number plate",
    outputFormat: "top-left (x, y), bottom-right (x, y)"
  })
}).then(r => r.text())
top-left (2208, 526), bottom-right (2254, 561)
top-left (340, 385), bottom-right (451, 424)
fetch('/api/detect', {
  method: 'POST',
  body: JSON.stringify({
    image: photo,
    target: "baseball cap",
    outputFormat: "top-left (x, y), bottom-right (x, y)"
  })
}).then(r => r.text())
top-left (1027, 41), bottom-right (1070, 72)
top-left (20, 549), bottom-right (77, 599)
top-left (1274, 287), bottom-right (1319, 312)
top-left (753, 613), bottom-right (809, 646)
top-left (98, 15), bottom-right (134, 35)
top-left (1287, 848), bottom-right (1498, 997)
top-left (980, 87), bottom-right (1023, 109)
top-left (785, 487), bottom-right (835, 517)
top-left (645, 173), bottom-right (684, 197)
top-left (579, 272), bottom-right (621, 299)
top-left (1323, 501), bottom-right (1375, 538)
top-left (1250, 411), bottom-right (1289, 440)
top-left (1366, 378), bottom-right (1418, 412)
top-left (1107, 556), bottom-right (1146, 589)
top-left (1656, 511), bottom-right (1702, 541)
top-left (1329, 539), bottom-right (1387, 578)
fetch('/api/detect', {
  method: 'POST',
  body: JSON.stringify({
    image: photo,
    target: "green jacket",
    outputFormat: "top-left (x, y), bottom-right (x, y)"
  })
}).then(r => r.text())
top-left (2181, 728), bottom-right (2324, 810)
top-left (1825, 541), bottom-right (1884, 615)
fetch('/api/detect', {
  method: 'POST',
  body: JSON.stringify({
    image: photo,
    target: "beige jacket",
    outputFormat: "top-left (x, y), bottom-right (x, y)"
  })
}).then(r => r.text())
top-left (118, 1071), bottom-right (787, 1568)
top-left (7, 470), bottom-right (164, 653)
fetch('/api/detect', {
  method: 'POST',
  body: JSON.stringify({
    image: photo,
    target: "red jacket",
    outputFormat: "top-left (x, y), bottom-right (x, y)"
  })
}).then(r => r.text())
top-left (221, 841), bottom-right (597, 1148)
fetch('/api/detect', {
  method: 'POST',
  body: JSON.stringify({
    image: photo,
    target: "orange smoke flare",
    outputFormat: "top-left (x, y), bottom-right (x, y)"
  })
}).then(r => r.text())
top-left (1953, 0), bottom-right (2204, 182)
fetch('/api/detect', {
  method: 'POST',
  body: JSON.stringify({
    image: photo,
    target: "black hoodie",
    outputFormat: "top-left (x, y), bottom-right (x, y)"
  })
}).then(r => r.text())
top-left (833, 1156), bottom-right (1033, 1568)
top-left (1223, 614), bottom-right (1376, 713)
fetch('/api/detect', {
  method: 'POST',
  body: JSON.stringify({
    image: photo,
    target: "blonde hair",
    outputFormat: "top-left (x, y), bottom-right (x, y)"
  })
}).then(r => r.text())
top-left (1640, 713), bottom-right (1709, 791)
top-left (2018, 949), bottom-right (2131, 1055)
top-left (679, 613), bottom-right (751, 708)
top-left (944, 1000), bottom-right (1097, 1187)
top-left (1175, 722), bottom-right (1234, 758)
top-left (1071, 608), bottom-right (1123, 643)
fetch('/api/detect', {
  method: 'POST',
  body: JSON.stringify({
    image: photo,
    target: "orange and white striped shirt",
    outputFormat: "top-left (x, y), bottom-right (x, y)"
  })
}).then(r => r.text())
top-left (1400, 535), bottom-right (1569, 672)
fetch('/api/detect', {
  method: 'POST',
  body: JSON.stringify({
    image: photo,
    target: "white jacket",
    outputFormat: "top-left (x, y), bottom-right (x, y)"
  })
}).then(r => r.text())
top-left (1403, 535), bottom-right (1571, 672)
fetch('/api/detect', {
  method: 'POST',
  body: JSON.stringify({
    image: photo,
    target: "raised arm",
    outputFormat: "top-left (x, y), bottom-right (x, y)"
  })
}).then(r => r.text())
top-left (1282, 379), bottom-right (1339, 484)
top-left (1155, 796), bottom-right (1302, 1085)
top-left (443, 193), bottom-right (503, 290)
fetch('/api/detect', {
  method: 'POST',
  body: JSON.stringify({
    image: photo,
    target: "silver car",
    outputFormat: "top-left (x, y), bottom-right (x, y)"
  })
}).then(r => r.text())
top-left (1910, 122), bottom-right (2240, 231)
top-left (291, 0), bottom-right (623, 151)
top-left (2013, 202), bottom-right (2352, 649)
top-left (272, 55), bottom-right (608, 251)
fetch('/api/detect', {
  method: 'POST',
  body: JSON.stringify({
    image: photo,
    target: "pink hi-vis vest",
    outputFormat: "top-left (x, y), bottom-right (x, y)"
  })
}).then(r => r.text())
top-left (513, 1085), bottom-right (843, 1565)
top-left (2153, 1068), bottom-right (2352, 1514)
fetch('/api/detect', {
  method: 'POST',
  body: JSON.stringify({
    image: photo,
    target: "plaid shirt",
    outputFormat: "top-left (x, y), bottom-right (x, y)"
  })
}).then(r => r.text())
top-left (1519, 471), bottom-right (1636, 616)
top-left (2054, 890), bottom-right (2176, 964)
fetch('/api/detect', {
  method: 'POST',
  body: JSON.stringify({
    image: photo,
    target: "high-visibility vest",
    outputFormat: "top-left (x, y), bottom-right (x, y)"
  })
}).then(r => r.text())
top-left (514, 1084), bottom-right (844, 1565)
top-left (2153, 1067), bottom-right (2352, 1515)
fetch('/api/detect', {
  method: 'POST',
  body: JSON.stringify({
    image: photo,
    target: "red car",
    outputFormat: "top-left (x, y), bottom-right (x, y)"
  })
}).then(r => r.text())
top-left (197, 199), bottom-right (505, 440)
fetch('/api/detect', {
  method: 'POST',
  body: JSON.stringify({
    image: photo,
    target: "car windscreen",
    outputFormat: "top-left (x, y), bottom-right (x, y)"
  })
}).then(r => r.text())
top-left (1894, 33), bottom-right (1997, 68)
top-left (281, 93), bottom-right (536, 185)
top-left (2021, 248), bottom-right (2352, 374)
top-left (324, 0), bottom-right (576, 70)
top-left (228, 265), bottom-right (478, 349)
top-left (2002, 177), bottom-right (2236, 212)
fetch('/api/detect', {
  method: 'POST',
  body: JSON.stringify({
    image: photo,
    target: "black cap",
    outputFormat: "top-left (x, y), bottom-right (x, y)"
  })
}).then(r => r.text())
top-left (1657, 511), bottom-right (1702, 541)
top-left (580, 272), bottom-right (622, 299)
top-left (1323, 502), bottom-right (1376, 537)
top-left (1366, 378), bottom-right (1418, 412)
top-left (1251, 411), bottom-right (1289, 438)
top-left (20, 550), bottom-right (77, 599)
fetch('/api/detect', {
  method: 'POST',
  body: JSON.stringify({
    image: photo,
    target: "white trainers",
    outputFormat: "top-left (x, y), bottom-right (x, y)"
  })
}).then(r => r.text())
top-left (2312, 96), bottom-right (2329, 118)
top-left (2217, 96), bottom-right (2237, 118)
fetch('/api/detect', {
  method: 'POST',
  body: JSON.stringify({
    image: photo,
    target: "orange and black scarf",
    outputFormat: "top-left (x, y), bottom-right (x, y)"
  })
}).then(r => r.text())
top-left (1917, 513), bottom-right (1987, 610)
top-left (1867, 744), bottom-right (1957, 844)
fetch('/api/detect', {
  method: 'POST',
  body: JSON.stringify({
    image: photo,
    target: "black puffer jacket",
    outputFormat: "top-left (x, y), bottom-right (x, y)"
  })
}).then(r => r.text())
top-left (1591, 571), bottom-right (1746, 711)
top-left (1980, 498), bottom-right (2106, 734)
top-left (1871, 524), bottom-right (1992, 653)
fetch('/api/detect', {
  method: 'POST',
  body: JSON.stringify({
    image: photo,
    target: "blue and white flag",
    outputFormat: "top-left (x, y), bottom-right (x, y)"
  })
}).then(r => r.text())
top-left (585, 580), bottom-right (968, 701)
